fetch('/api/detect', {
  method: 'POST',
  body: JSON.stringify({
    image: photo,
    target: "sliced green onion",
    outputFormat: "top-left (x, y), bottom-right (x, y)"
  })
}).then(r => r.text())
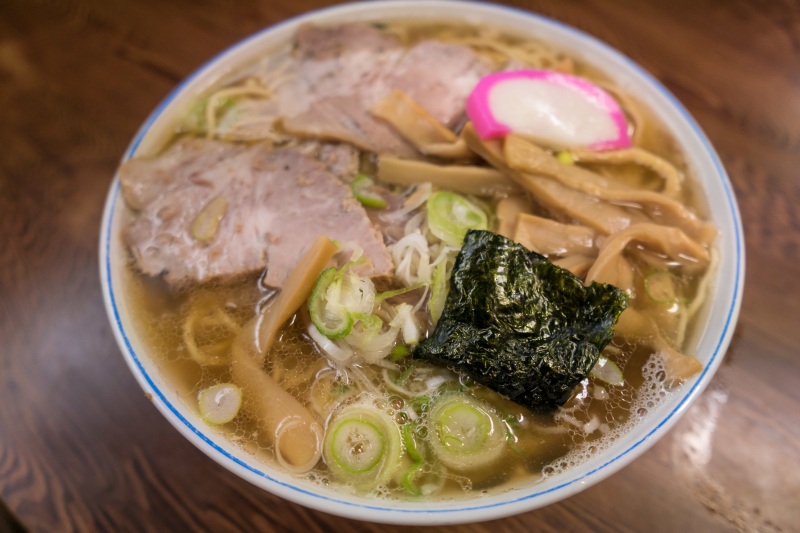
top-left (389, 344), bottom-right (410, 362)
top-left (323, 406), bottom-right (402, 489)
top-left (330, 420), bottom-right (385, 473)
top-left (308, 259), bottom-right (377, 342)
top-left (198, 383), bottom-right (242, 425)
top-left (400, 461), bottom-right (445, 497)
top-left (332, 382), bottom-right (351, 399)
top-left (389, 302), bottom-right (421, 345)
top-left (428, 258), bottom-right (449, 325)
top-left (351, 174), bottom-right (388, 208)
top-left (590, 355), bottom-right (624, 386)
top-left (426, 191), bottom-right (488, 247)
top-left (408, 396), bottom-right (430, 416)
top-left (427, 394), bottom-right (504, 472)
top-left (395, 365), bottom-right (415, 386)
top-left (402, 423), bottom-right (424, 463)
top-left (439, 406), bottom-right (485, 453)
top-left (381, 366), bottom-right (453, 398)
top-left (335, 240), bottom-right (367, 266)
top-left (644, 270), bottom-right (679, 305)
top-left (353, 312), bottom-right (383, 332)
top-left (556, 151), bottom-right (575, 165)
top-left (375, 282), bottom-right (425, 304)
top-left (401, 461), bottom-right (425, 496)
top-left (309, 267), bottom-right (354, 339)
top-left (337, 270), bottom-right (376, 315)
top-left (182, 96), bottom-right (235, 132)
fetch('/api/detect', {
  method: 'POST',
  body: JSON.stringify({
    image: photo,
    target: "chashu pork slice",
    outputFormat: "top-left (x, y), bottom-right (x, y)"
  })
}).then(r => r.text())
top-left (121, 137), bottom-right (393, 287)
top-left (274, 23), bottom-right (492, 157)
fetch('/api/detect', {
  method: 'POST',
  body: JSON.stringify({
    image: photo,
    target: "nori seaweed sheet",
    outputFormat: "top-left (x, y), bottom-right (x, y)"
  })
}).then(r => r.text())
top-left (413, 230), bottom-right (629, 410)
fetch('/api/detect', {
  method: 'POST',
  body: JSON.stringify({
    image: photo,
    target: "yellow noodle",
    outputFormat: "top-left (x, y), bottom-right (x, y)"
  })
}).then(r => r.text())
top-left (182, 295), bottom-right (240, 366)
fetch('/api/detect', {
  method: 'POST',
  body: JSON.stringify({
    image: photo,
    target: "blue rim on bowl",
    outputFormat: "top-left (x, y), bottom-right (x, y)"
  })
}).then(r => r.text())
top-left (99, 0), bottom-right (744, 524)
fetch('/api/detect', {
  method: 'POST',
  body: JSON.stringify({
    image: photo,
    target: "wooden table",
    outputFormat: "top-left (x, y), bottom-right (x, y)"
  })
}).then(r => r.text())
top-left (2, 1), bottom-right (798, 531)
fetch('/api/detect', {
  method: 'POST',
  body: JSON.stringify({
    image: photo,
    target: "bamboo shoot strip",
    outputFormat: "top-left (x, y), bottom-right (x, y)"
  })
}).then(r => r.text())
top-left (371, 89), bottom-right (457, 147)
top-left (231, 236), bottom-right (337, 472)
top-left (258, 236), bottom-right (338, 355)
top-left (370, 89), bottom-right (479, 161)
top-left (378, 156), bottom-right (520, 198)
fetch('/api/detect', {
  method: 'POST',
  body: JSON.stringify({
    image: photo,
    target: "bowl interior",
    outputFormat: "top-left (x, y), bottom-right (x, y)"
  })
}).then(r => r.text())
top-left (100, 0), bottom-right (744, 525)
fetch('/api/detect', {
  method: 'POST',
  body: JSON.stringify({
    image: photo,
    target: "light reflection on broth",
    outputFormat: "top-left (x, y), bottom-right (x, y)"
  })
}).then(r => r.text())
top-left (120, 19), bottom-right (715, 500)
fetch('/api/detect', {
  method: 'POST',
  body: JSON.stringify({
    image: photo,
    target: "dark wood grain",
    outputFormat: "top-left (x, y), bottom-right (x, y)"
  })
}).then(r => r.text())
top-left (1, 0), bottom-right (798, 531)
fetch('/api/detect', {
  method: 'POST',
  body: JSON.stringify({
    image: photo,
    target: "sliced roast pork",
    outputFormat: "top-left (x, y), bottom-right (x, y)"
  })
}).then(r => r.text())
top-left (295, 140), bottom-right (360, 183)
top-left (120, 138), bottom-right (392, 287)
top-left (271, 23), bottom-right (493, 157)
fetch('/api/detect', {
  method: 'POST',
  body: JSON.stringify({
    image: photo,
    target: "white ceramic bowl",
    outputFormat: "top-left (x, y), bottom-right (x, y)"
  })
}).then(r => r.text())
top-left (100, 0), bottom-right (744, 525)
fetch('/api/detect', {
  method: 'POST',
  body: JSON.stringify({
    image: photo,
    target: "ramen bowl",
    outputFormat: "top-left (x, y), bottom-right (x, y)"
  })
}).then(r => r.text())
top-left (100, 0), bottom-right (744, 524)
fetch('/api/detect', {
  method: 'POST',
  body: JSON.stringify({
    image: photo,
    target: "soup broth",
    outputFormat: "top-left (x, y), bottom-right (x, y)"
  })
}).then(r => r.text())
top-left (121, 19), bottom-right (715, 500)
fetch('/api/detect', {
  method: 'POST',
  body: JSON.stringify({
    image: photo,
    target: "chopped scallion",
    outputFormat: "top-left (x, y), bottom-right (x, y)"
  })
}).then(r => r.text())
top-left (323, 406), bottom-right (402, 489)
top-left (589, 355), bottom-right (624, 386)
top-left (556, 151), bottom-right (575, 165)
top-left (426, 191), bottom-right (488, 247)
top-left (351, 174), bottom-right (388, 208)
top-left (390, 344), bottom-right (410, 361)
top-left (395, 365), bottom-right (415, 386)
top-left (198, 383), bottom-right (242, 425)
top-left (308, 267), bottom-right (354, 339)
top-left (644, 270), bottom-right (680, 305)
top-left (427, 394), bottom-right (505, 471)
top-left (402, 423), bottom-right (424, 463)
